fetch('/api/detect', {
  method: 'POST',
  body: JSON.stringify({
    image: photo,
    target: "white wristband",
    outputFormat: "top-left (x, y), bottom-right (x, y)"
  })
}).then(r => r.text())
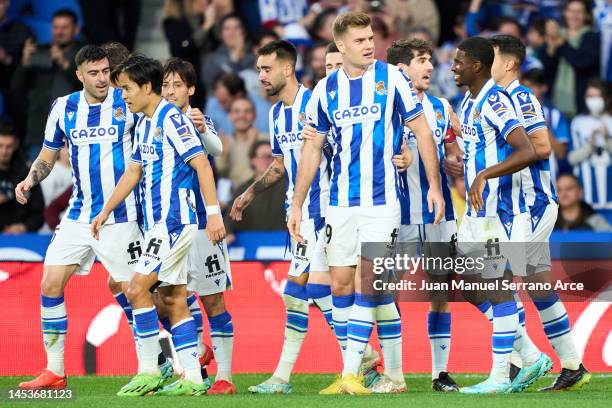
top-left (206, 205), bottom-right (220, 217)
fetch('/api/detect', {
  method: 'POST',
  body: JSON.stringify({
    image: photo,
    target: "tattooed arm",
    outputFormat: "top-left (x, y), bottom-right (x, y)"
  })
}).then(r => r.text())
top-left (15, 148), bottom-right (59, 204)
top-left (229, 156), bottom-right (285, 221)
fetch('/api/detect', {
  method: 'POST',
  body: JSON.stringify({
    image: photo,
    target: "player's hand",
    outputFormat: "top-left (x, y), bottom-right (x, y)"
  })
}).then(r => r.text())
top-left (15, 177), bottom-right (33, 204)
top-left (91, 210), bottom-right (110, 240)
top-left (3, 223), bottom-right (27, 234)
top-left (444, 155), bottom-right (464, 178)
top-left (22, 38), bottom-right (36, 66)
top-left (392, 143), bottom-right (413, 171)
top-left (469, 173), bottom-right (486, 213)
top-left (287, 206), bottom-right (304, 243)
top-left (206, 213), bottom-right (226, 244)
top-left (427, 187), bottom-right (445, 225)
top-left (188, 108), bottom-right (206, 133)
top-left (229, 188), bottom-right (255, 221)
top-left (301, 122), bottom-right (317, 141)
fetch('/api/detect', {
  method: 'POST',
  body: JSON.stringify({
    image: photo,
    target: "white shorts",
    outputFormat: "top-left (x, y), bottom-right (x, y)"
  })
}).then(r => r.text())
top-left (325, 203), bottom-right (401, 266)
top-left (44, 218), bottom-right (142, 282)
top-left (186, 229), bottom-right (233, 296)
top-left (288, 217), bottom-right (328, 277)
top-left (135, 223), bottom-right (196, 285)
top-left (457, 212), bottom-right (528, 278)
top-left (526, 203), bottom-right (558, 273)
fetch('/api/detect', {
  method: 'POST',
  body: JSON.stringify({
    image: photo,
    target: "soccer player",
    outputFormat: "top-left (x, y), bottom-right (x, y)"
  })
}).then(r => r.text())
top-left (15, 45), bottom-right (142, 390)
top-left (91, 54), bottom-right (225, 396)
top-left (386, 38), bottom-right (463, 392)
top-left (490, 34), bottom-right (591, 391)
top-left (231, 39), bottom-right (341, 395)
top-left (291, 12), bottom-right (445, 395)
top-left (160, 57), bottom-right (236, 395)
top-left (450, 36), bottom-right (537, 394)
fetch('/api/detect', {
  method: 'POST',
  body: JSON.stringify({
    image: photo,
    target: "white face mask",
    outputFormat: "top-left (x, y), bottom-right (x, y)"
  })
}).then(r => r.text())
top-left (586, 96), bottom-right (605, 115)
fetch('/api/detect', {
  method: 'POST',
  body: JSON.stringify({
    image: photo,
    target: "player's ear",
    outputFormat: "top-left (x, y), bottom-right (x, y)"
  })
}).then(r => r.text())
top-left (336, 40), bottom-right (346, 55)
top-left (75, 66), bottom-right (83, 83)
top-left (188, 86), bottom-right (195, 97)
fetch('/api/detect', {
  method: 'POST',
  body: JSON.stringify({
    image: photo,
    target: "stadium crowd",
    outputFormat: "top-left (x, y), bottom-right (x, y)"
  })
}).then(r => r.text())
top-left (0, 0), bottom-right (611, 235)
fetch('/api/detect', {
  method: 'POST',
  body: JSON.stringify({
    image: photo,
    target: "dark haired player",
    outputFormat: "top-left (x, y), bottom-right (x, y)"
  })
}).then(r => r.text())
top-left (490, 34), bottom-right (590, 392)
top-left (16, 45), bottom-right (142, 390)
top-left (92, 54), bottom-right (224, 396)
top-left (450, 36), bottom-right (537, 394)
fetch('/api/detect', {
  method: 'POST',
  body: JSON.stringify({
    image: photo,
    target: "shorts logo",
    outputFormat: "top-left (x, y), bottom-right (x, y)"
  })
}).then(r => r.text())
top-left (294, 240), bottom-right (308, 260)
top-left (375, 81), bottom-right (387, 96)
top-left (127, 240), bottom-right (142, 264)
top-left (388, 228), bottom-right (399, 248)
top-left (484, 238), bottom-right (500, 257)
top-left (114, 107), bottom-right (125, 121)
top-left (214, 278), bottom-right (221, 286)
top-left (205, 254), bottom-right (221, 273)
top-left (146, 238), bottom-right (162, 255)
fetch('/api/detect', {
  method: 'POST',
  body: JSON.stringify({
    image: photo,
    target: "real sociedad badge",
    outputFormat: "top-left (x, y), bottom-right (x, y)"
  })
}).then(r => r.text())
top-left (375, 80), bottom-right (388, 95)
top-left (113, 107), bottom-right (125, 121)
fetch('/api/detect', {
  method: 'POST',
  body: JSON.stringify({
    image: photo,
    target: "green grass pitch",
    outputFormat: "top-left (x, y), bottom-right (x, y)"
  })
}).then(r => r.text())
top-left (1, 374), bottom-right (609, 407)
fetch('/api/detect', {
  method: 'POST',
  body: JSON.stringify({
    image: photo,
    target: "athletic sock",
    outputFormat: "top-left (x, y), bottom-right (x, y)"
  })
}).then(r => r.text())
top-left (428, 311), bottom-right (451, 380)
top-left (133, 306), bottom-right (161, 375)
top-left (187, 294), bottom-right (204, 355)
top-left (306, 283), bottom-right (334, 330)
top-left (332, 293), bottom-right (354, 362)
top-left (41, 295), bottom-right (67, 376)
top-left (534, 292), bottom-right (580, 370)
top-left (171, 317), bottom-right (202, 384)
top-left (343, 294), bottom-right (375, 377)
top-left (209, 311), bottom-right (234, 382)
top-left (376, 297), bottom-right (404, 383)
top-left (513, 300), bottom-right (540, 366)
top-left (490, 301), bottom-right (518, 383)
top-left (273, 281), bottom-right (308, 383)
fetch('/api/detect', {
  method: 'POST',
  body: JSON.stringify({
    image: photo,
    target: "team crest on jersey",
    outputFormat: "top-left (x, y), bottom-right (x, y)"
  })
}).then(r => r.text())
top-left (113, 107), bottom-right (125, 121)
top-left (375, 81), bottom-right (388, 95)
top-left (153, 126), bottom-right (163, 142)
top-left (473, 108), bottom-right (481, 123)
top-left (435, 109), bottom-right (444, 125)
top-left (298, 111), bottom-right (306, 126)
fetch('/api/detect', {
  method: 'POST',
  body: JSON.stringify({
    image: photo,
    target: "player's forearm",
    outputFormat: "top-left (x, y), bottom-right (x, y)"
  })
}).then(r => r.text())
top-left (102, 164), bottom-right (141, 214)
top-left (192, 155), bottom-right (220, 206)
top-left (481, 130), bottom-right (537, 180)
top-left (249, 158), bottom-right (285, 195)
top-left (27, 149), bottom-right (59, 186)
top-left (549, 132), bottom-right (567, 158)
top-left (529, 128), bottom-right (552, 160)
top-left (293, 141), bottom-right (322, 208)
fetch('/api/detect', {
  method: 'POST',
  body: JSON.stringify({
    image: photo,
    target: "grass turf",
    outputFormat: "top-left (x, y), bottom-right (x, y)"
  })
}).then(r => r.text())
top-left (1, 374), bottom-right (609, 407)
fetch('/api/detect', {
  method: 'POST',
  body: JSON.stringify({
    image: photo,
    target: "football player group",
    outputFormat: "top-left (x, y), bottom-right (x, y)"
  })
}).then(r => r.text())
top-left (15, 11), bottom-right (591, 396)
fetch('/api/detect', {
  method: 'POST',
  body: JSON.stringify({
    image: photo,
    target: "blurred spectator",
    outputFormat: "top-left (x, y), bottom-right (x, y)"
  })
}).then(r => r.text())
top-left (372, 15), bottom-right (391, 61)
top-left (465, 0), bottom-right (503, 37)
top-left (301, 41), bottom-right (327, 89)
top-left (539, 0), bottom-right (600, 117)
top-left (309, 7), bottom-right (336, 42)
top-left (40, 146), bottom-right (70, 206)
top-left (0, 123), bottom-right (43, 233)
top-left (79, 0), bottom-right (140, 50)
top-left (215, 97), bottom-right (267, 188)
top-left (594, 0), bottom-right (612, 82)
top-left (258, 0), bottom-right (308, 31)
top-left (568, 79), bottom-right (612, 209)
top-left (554, 173), bottom-right (612, 231)
top-left (201, 13), bottom-right (256, 93)
top-left (224, 140), bottom-right (286, 243)
top-left (10, 9), bottom-right (81, 158)
top-left (385, 0), bottom-right (440, 43)
top-left (0, 0), bottom-right (31, 94)
top-left (206, 72), bottom-right (247, 135)
top-left (521, 68), bottom-right (571, 178)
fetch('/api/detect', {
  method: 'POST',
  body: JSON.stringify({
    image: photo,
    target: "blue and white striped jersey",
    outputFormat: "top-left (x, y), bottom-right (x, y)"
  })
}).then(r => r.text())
top-left (398, 93), bottom-right (455, 225)
top-left (43, 87), bottom-right (139, 224)
top-left (258, 0), bottom-right (308, 26)
top-left (270, 84), bottom-right (329, 219)
top-left (307, 60), bottom-right (423, 207)
top-left (130, 99), bottom-right (204, 231)
top-left (459, 78), bottom-right (525, 217)
top-left (506, 80), bottom-right (556, 212)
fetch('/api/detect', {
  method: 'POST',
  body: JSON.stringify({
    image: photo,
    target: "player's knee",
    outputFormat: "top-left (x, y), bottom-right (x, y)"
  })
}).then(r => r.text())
top-left (430, 301), bottom-right (450, 312)
top-left (107, 276), bottom-right (122, 294)
top-left (40, 278), bottom-right (63, 297)
top-left (125, 283), bottom-right (147, 303)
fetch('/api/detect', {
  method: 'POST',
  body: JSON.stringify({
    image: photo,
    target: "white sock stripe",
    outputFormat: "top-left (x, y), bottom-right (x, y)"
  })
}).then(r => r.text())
top-left (132, 306), bottom-right (156, 315)
top-left (170, 317), bottom-right (194, 330)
